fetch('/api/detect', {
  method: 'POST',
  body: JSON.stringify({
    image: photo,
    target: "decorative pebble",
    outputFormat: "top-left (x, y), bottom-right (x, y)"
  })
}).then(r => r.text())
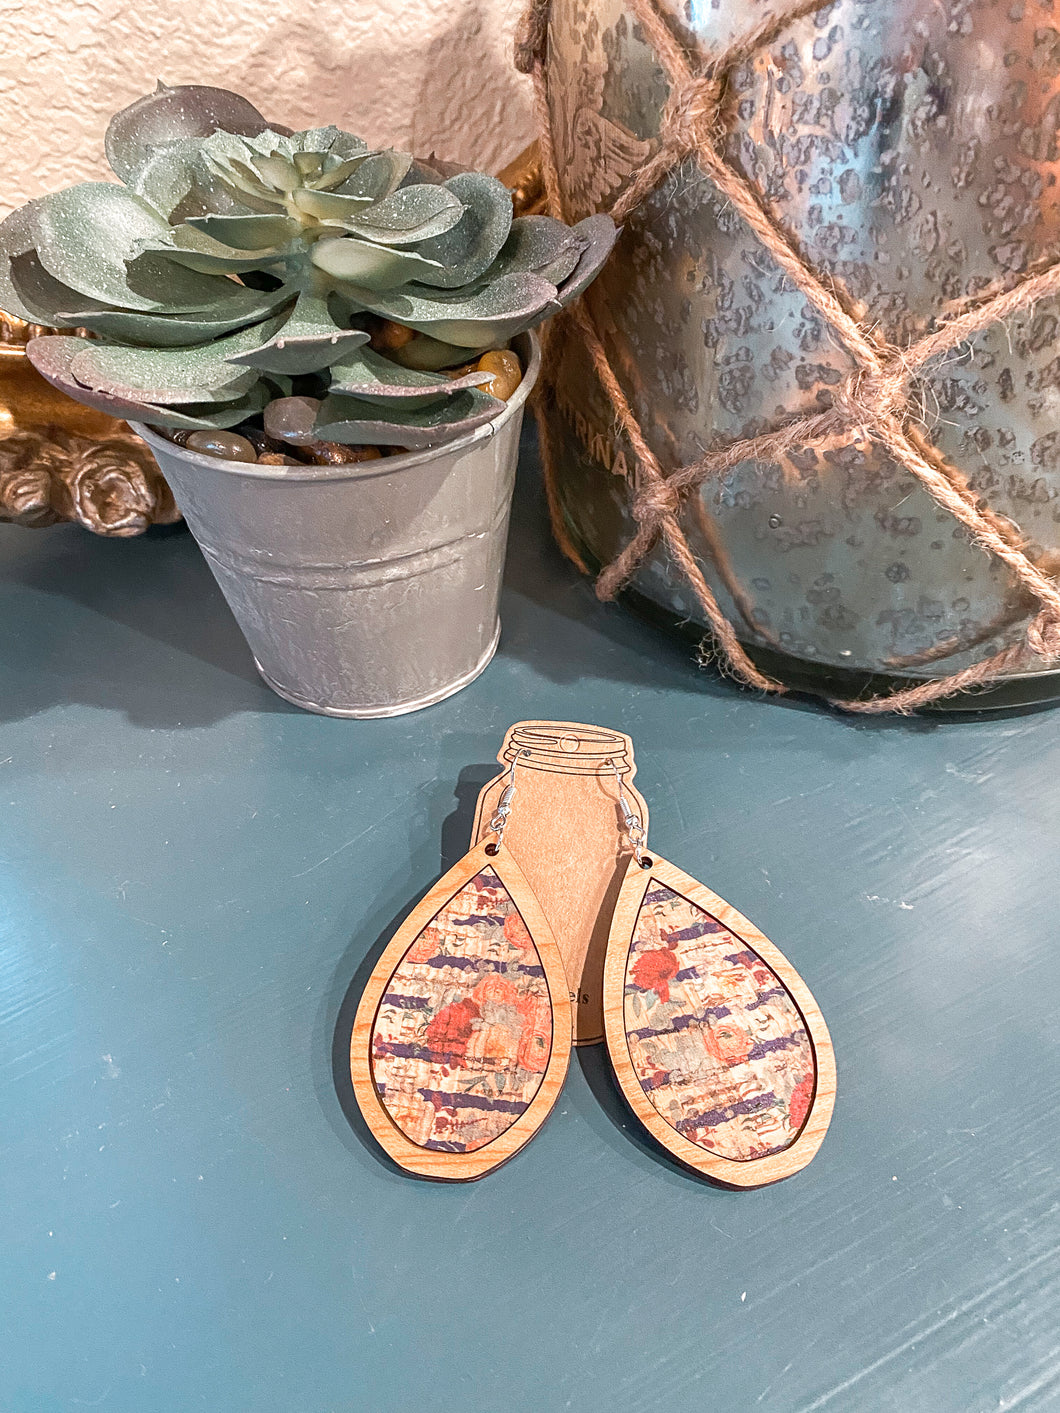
top-left (185, 430), bottom-right (258, 462)
top-left (446, 348), bottom-right (523, 400)
top-left (263, 396), bottom-right (321, 446)
top-left (164, 429), bottom-right (191, 446)
top-left (370, 318), bottom-right (416, 352)
top-left (241, 426), bottom-right (284, 456)
top-left (256, 452), bottom-right (300, 465)
top-left (475, 349), bottom-right (522, 401)
top-left (302, 441), bottom-right (383, 465)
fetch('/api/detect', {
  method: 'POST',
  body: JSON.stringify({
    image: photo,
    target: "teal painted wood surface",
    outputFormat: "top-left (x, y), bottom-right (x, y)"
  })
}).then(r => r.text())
top-left (1, 428), bottom-right (1058, 1413)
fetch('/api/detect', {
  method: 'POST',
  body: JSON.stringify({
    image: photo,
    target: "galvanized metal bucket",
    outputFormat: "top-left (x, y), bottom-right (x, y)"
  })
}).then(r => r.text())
top-left (133, 332), bottom-right (539, 718)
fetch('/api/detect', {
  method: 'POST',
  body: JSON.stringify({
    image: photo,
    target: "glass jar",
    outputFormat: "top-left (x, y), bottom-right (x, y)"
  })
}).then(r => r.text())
top-left (542, 0), bottom-right (1060, 707)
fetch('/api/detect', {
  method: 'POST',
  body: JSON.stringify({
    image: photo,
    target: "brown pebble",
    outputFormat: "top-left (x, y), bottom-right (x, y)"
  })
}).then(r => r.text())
top-left (256, 452), bottom-right (300, 465)
top-left (369, 318), bottom-right (416, 352)
top-left (302, 440), bottom-right (383, 465)
top-left (165, 429), bottom-right (191, 446)
top-left (475, 348), bottom-right (522, 401)
top-left (186, 430), bottom-right (258, 462)
top-left (241, 426), bottom-right (284, 456)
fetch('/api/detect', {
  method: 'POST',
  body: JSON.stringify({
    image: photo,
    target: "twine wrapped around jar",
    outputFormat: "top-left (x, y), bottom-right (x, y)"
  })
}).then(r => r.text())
top-left (516, 0), bottom-right (1060, 713)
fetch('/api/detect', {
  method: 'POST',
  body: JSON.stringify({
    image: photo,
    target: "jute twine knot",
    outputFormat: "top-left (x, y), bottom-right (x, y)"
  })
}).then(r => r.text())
top-left (633, 478), bottom-right (682, 524)
top-left (833, 365), bottom-right (906, 429)
top-left (514, 0), bottom-right (550, 73)
top-left (1027, 610), bottom-right (1060, 660)
top-left (660, 76), bottom-right (725, 154)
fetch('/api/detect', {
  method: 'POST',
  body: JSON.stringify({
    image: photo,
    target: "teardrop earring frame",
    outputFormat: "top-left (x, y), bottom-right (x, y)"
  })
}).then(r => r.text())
top-left (351, 834), bottom-right (573, 1183)
top-left (601, 768), bottom-right (836, 1188)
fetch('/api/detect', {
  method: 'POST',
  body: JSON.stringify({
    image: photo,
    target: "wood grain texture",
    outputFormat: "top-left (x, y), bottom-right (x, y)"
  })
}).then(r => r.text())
top-left (471, 721), bottom-right (648, 1044)
top-left (603, 854), bottom-right (835, 1187)
top-left (351, 839), bottom-right (572, 1181)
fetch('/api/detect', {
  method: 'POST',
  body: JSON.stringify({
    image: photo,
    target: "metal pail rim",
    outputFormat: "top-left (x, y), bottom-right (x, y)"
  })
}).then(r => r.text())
top-left (131, 328), bottom-right (541, 483)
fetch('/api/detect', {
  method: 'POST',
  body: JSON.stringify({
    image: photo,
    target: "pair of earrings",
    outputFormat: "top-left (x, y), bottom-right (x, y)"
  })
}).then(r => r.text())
top-left (351, 724), bottom-right (835, 1186)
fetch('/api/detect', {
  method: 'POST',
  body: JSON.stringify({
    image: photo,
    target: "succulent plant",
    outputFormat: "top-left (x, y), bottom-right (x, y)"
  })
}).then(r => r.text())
top-left (0, 84), bottom-right (616, 449)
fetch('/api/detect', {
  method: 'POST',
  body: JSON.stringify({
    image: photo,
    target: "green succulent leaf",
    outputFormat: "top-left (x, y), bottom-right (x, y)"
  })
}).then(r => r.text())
top-left (144, 391), bottom-right (271, 430)
top-left (334, 150), bottom-right (412, 203)
top-left (27, 334), bottom-right (269, 429)
top-left (311, 235), bottom-right (445, 290)
top-left (342, 184), bottom-right (464, 246)
top-left (199, 131), bottom-right (293, 209)
top-left (401, 172), bottom-right (513, 289)
top-left (324, 131), bottom-right (376, 163)
top-left (124, 140), bottom-right (200, 223)
top-left (31, 183), bottom-right (243, 312)
top-left (137, 225), bottom-right (294, 276)
top-left (2, 238), bottom-right (112, 328)
top-left (185, 212), bottom-right (302, 250)
top-left (225, 289), bottom-right (370, 374)
top-left (291, 189), bottom-right (374, 222)
top-left (105, 84), bottom-right (270, 188)
top-left (290, 126), bottom-right (341, 153)
top-left (5, 243), bottom-right (292, 346)
top-left (131, 140), bottom-right (271, 223)
top-left (66, 315), bottom-right (283, 403)
top-left (251, 153), bottom-right (302, 193)
top-left (314, 385), bottom-right (503, 448)
top-left (0, 206), bottom-right (46, 324)
top-left (292, 150), bottom-right (328, 184)
top-left (340, 271), bottom-right (559, 347)
top-left (68, 283), bottom-right (295, 347)
top-left (489, 216), bottom-right (585, 285)
top-left (551, 213), bottom-right (621, 308)
top-left (326, 343), bottom-right (492, 408)
top-left (304, 154), bottom-right (376, 193)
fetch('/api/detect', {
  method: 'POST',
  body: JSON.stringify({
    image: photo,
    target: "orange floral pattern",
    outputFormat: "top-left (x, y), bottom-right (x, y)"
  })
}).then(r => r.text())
top-left (624, 882), bottom-right (815, 1161)
top-left (371, 869), bottom-right (553, 1153)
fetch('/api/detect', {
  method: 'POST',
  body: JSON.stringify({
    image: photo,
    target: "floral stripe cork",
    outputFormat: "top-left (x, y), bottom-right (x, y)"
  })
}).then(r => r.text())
top-left (370, 868), bottom-right (553, 1154)
top-left (623, 882), bottom-right (815, 1162)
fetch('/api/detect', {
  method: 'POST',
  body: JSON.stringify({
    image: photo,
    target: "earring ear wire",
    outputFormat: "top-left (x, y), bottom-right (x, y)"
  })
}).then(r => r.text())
top-left (486, 748), bottom-right (530, 854)
top-left (609, 757), bottom-right (650, 867)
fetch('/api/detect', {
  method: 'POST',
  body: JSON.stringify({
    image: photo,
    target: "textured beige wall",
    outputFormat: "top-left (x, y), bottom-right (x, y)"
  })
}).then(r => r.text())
top-left (0, 0), bottom-right (534, 219)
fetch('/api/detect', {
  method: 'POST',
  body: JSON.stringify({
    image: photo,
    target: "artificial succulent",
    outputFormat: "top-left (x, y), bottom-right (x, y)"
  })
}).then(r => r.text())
top-left (0, 84), bottom-right (616, 449)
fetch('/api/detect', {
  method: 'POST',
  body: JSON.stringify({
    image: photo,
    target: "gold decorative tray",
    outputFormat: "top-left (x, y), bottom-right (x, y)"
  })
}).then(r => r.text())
top-left (0, 315), bottom-right (179, 535)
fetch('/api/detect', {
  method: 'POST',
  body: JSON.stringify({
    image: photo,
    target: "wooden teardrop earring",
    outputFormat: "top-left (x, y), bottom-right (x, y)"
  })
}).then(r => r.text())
top-left (601, 761), bottom-right (836, 1187)
top-left (351, 750), bottom-right (573, 1181)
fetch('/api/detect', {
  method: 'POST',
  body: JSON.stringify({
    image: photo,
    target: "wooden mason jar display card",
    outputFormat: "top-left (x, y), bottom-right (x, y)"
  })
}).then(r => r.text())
top-left (471, 721), bottom-right (648, 1046)
top-left (351, 718), bottom-right (834, 1184)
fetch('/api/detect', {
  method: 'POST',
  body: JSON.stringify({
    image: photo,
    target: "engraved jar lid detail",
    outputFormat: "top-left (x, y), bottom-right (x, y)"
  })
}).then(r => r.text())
top-left (506, 722), bottom-right (633, 776)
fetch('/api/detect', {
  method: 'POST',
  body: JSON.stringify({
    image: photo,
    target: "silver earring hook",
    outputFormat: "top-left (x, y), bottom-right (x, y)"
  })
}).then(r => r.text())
top-left (609, 758), bottom-right (649, 865)
top-left (487, 749), bottom-right (530, 852)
